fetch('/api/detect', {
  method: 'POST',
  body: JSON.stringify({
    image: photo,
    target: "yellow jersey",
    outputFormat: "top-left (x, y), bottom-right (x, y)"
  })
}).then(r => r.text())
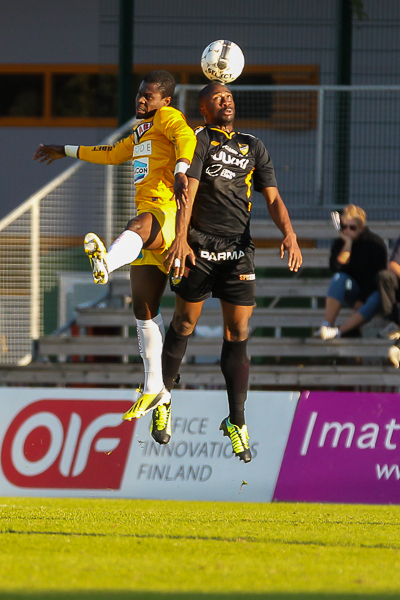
top-left (77, 106), bottom-right (196, 205)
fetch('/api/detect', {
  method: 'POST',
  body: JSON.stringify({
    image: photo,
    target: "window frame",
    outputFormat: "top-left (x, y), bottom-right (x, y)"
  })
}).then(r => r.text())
top-left (0, 63), bottom-right (319, 127)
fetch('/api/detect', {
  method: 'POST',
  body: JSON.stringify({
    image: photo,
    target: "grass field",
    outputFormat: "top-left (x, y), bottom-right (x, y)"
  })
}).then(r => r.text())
top-left (0, 497), bottom-right (400, 599)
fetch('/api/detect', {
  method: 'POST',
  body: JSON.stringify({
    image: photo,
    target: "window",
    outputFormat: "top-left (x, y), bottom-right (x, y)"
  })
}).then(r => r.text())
top-left (0, 73), bottom-right (43, 117)
top-left (0, 64), bottom-right (319, 129)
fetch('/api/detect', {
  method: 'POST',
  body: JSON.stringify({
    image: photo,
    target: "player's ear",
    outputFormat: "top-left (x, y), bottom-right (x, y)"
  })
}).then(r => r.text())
top-left (199, 104), bottom-right (207, 119)
top-left (162, 96), bottom-right (172, 107)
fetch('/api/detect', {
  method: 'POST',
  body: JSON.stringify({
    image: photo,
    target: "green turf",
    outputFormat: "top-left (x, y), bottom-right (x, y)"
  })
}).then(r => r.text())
top-left (0, 497), bottom-right (400, 599)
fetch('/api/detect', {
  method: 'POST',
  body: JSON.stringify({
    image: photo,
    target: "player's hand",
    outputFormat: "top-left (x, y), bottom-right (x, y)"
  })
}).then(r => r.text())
top-left (33, 144), bottom-right (66, 165)
top-left (173, 173), bottom-right (189, 209)
top-left (163, 236), bottom-right (196, 278)
top-left (280, 232), bottom-right (302, 272)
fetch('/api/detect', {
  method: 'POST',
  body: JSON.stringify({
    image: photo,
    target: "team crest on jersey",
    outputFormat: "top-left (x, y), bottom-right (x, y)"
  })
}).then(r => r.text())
top-left (238, 143), bottom-right (249, 156)
top-left (134, 122), bottom-right (153, 142)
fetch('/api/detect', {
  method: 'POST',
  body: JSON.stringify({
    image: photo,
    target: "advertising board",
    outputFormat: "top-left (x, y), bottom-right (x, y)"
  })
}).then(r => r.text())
top-left (274, 390), bottom-right (400, 504)
top-left (0, 388), bottom-right (299, 502)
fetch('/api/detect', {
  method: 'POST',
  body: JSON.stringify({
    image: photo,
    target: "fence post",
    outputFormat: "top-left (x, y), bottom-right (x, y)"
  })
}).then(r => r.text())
top-left (105, 165), bottom-right (114, 247)
top-left (176, 85), bottom-right (186, 115)
top-left (30, 199), bottom-right (40, 341)
top-left (315, 87), bottom-right (325, 205)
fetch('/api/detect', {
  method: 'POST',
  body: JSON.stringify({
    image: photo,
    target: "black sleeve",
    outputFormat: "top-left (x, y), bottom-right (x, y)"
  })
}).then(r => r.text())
top-left (390, 236), bottom-right (400, 264)
top-left (186, 128), bottom-right (209, 181)
top-left (253, 139), bottom-right (278, 192)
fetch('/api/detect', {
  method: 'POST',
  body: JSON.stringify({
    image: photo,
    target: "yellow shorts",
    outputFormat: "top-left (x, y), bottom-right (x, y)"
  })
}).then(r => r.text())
top-left (131, 199), bottom-right (176, 274)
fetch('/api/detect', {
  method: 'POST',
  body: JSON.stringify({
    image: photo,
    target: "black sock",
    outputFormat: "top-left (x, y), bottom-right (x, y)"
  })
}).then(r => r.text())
top-left (162, 323), bottom-right (191, 391)
top-left (220, 338), bottom-right (249, 428)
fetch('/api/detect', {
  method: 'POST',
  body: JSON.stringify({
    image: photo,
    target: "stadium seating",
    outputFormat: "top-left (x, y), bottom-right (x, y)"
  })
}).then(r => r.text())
top-left (3, 219), bottom-right (400, 390)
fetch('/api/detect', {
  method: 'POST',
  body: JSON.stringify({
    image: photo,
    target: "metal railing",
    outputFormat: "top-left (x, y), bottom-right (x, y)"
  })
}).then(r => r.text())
top-left (1, 85), bottom-right (400, 365)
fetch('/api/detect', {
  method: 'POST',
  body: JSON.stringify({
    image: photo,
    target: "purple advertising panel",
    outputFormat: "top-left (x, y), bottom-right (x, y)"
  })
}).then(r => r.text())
top-left (273, 391), bottom-right (400, 504)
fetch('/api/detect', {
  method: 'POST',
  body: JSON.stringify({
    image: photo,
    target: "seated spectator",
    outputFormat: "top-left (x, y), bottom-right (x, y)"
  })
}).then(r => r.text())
top-left (378, 237), bottom-right (400, 367)
top-left (316, 204), bottom-right (387, 340)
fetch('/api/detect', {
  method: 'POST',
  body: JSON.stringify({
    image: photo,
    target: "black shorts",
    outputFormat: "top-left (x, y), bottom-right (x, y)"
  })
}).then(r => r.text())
top-left (170, 228), bottom-right (256, 306)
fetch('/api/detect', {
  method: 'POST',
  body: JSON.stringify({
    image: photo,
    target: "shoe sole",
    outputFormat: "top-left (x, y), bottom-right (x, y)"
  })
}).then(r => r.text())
top-left (122, 390), bottom-right (171, 421)
top-left (84, 233), bottom-right (108, 285)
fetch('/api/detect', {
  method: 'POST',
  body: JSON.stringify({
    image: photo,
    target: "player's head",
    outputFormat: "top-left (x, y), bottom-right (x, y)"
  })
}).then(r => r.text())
top-left (198, 82), bottom-right (235, 127)
top-left (340, 204), bottom-right (366, 239)
top-left (136, 70), bottom-right (176, 119)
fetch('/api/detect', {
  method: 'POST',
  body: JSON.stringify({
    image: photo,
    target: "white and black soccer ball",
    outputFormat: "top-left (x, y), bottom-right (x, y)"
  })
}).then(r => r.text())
top-left (201, 40), bottom-right (245, 84)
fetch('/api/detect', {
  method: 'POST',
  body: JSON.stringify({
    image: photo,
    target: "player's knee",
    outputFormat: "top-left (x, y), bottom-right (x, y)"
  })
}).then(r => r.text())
top-left (172, 314), bottom-right (196, 337)
top-left (125, 217), bottom-right (146, 241)
top-left (225, 324), bottom-right (249, 341)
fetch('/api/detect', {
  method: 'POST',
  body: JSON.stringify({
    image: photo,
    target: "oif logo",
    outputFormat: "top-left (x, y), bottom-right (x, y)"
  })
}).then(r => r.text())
top-left (1, 400), bottom-right (136, 489)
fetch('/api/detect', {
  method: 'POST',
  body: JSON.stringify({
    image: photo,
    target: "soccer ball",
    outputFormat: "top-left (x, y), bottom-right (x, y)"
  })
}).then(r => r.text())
top-left (201, 40), bottom-right (245, 84)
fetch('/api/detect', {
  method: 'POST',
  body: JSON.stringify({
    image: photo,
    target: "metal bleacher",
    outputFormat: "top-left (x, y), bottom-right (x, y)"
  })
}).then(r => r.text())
top-left (1, 219), bottom-right (400, 391)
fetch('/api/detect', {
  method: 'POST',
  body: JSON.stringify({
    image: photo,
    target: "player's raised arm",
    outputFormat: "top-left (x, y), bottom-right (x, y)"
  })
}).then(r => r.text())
top-left (34, 139), bottom-right (134, 167)
top-left (262, 186), bottom-right (302, 272)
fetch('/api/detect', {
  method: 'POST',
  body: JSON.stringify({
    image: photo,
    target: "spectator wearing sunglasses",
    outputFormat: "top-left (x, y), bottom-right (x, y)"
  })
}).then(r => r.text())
top-left (316, 204), bottom-right (387, 340)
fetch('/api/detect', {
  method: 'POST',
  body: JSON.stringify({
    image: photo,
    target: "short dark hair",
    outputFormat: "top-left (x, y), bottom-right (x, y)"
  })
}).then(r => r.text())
top-left (198, 82), bottom-right (231, 103)
top-left (143, 70), bottom-right (176, 98)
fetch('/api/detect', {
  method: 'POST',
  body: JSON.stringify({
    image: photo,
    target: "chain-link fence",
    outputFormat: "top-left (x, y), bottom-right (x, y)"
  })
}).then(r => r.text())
top-left (176, 84), bottom-right (400, 220)
top-left (1, 85), bottom-right (400, 364)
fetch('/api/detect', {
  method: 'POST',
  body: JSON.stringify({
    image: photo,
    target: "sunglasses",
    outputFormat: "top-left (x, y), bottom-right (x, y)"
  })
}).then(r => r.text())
top-left (341, 224), bottom-right (357, 231)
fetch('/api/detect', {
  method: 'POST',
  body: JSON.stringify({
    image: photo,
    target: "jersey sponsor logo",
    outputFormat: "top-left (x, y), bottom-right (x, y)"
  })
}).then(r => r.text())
top-left (238, 143), bottom-right (249, 156)
top-left (212, 150), bottom-right (249, 170)
top-left (220, 168), bottom-right (236, 179)
top-left (222, 144), bottom-right (238, 155)
top-left (93, 145), bottom-right (114, 151)
top-left (205, 164), bottom-right (236, 179)
top-left (133, 140), bottom-right (152, 157)
top-left (205, 164), bottom-right (223, 177)
top-left (134, 158), bottom-right (149, 183)
top-left (239, 273), bottom-right (256, 281)
top-left (200, 249), bottom-right (245, 262)
top-left (135, 121), bottom-right (153, 142)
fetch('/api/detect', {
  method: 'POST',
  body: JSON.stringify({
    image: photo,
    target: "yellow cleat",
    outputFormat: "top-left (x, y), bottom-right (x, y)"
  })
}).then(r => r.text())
top-left (220, 417), bottom-right (252, 463)
top-left (122, 386), bottom-right (171, 420)
top-left (151, 402), bottom-right (172, 445)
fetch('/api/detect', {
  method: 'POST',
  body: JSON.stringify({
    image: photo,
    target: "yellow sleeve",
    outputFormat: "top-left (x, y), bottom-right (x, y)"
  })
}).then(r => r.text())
top-left (154, 107), bottom-right (196, 164)
top-left (78, 136), bottom-right (134, 165)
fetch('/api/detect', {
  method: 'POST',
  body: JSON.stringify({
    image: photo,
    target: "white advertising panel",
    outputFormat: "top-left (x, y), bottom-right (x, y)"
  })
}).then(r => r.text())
top-left (0, 388), bottom-right (299, 502)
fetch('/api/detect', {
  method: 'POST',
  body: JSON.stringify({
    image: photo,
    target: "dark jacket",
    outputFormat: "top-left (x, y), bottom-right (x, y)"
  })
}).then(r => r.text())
top-left (329, 226), bottom-right (387, 302)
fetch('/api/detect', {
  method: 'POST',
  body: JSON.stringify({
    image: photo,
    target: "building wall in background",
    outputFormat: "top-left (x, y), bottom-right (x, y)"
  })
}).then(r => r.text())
top-left (0, 0), bottom-right (400, 217)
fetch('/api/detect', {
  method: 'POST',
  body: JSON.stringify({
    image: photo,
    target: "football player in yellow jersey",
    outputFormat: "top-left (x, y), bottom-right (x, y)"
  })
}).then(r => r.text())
top-left (34, 71), bottom-right (196, 434)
